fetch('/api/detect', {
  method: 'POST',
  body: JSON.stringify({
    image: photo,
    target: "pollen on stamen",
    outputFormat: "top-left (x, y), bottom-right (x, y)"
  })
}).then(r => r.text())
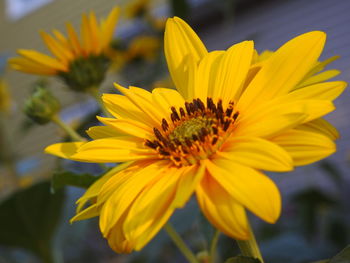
top-left (145, 97), bottom-right (240, 166)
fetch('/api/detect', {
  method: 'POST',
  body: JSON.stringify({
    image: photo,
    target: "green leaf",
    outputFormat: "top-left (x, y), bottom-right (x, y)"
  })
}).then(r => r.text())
top-left (329, 245), bottom-right (350, 263)
top-left (51, 170), bottom-right (100, 192)
top-left (225, 255), bottom-right (261, 263)
top-left (0, 181), bottom-right (65, 262)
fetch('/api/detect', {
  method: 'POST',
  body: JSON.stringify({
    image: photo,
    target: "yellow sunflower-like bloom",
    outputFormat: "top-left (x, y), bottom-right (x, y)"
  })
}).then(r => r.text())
top-left (9, 7), bottom-right (119, 92)
top-left (45, 17), bottom-right (346, 253)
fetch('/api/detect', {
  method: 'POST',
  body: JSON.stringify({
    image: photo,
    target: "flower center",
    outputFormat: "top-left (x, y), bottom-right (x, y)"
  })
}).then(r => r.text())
top-left (145, 97), bottom-right (239, 166)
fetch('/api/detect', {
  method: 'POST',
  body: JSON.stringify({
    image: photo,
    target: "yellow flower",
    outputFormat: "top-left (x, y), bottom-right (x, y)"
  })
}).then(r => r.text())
top-left (9, 7), bottom-right (119, 92)
top-left (125, 35), bottom-right (161, 62)
top-left (126, 0), bottom-right (150, 18)
top-left (0, 79), bottom-right (11, 113)
top-left (45, 17), bottom-right (346, 253)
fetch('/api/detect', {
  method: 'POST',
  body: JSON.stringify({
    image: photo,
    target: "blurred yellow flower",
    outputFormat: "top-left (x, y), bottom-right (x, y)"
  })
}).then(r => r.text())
top-left (150, 17), bottom-right (167, 31)
top-left (125, 35), bottom-right (161, 62)
top-left (45, 17), bottom-right (346, 253)
top-left (126, 0), bottom-right (150, 18)
top-left (0, 79), bottom-right (11, 113)
top-left (9, 7), bottom-right (120, 92)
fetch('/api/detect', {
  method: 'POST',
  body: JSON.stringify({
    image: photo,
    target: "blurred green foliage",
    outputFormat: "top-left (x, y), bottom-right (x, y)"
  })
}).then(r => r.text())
top-left (0, 181), bottom-right (65, 263)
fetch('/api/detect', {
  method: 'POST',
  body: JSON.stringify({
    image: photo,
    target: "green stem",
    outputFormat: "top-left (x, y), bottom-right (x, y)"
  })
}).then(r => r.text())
top-left (36, 241), bottom-right (55, 263)
top-left (236, 219), bottom-right (264, 263)
top-left (51, 115), bottom-right (85, 142)
top-left (0, 114), bottom-right (20, 188)
top-left (164, 222), bottom-right (199, 263)
top-left (209, 230), bottom-right (220, 263)
top-left (88, 87), bottom-right (111, 117)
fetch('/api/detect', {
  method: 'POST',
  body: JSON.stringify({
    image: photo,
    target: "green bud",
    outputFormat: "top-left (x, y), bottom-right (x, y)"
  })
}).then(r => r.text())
top-left (24, 85), bottom-right (61, 125)
top-left (58, 55), bottom-right (110, 92)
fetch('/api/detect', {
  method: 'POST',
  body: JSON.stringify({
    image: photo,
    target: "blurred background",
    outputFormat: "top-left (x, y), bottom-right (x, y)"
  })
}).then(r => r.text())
top-left (0, 0), bottom-right (349, 262)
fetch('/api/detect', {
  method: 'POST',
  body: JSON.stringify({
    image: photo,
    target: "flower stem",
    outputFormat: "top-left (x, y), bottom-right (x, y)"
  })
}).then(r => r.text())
top-left (51, 115), bottom-right (85, 142)
top-left (0, 114), bottom-right (20, 188)
top-left (87, 87), bottom-right (111, 117)
top-left (236, 219), bottom-right (264, 263)
top-left (164, 222), bottom-right (199, 263)
top-left (209, 230), bottom-right (220, 263)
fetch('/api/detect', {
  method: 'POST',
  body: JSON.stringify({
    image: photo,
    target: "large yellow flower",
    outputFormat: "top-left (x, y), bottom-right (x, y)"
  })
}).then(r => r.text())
top-left (9, 7), bottom-right (119, 92)
top-left (46, 17), bottom-right (346, 253)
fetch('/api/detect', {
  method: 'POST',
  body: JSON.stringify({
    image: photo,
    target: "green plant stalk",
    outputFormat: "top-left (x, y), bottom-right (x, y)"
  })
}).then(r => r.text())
top-left (0, 114), bottom-right (20, 188)
top-left (209, 230), bottom-right (220, 263)
top-left (87, 87), bottom-right (111, 118)
top-left (164, 222), bottom-right (199, 263)
top-left (236, 218), bottom-right (264, 263)
top-left (51, 115), bottom-right (85, 142)
top-left (36, 241), bottom-right (55, 263)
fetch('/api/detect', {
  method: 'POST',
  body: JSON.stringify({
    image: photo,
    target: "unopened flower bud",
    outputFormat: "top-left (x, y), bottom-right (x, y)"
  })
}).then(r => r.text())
top-left (24, 85), bottom-right (60, 125)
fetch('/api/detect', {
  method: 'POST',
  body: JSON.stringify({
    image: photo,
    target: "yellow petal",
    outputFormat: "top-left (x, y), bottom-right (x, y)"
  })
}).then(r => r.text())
top-left (106, 217), bottom-right (134, 253)
top-left (235, 100), bottom-right (309, 138)
top-left (100, 7), bottom-right (119, 50)
top-left (52, 29), bottom-right (69, 47)
top-left (70, 204), bottom-right (99, 222)
top-left (75, 161), bottom-right (134, 213)
top-left (238, 31), bottom-right (326, 111)
top-left (123, 166), bottom-right (182, 250)
top-left (115, 84), bottom-right (164, 126)
top-left (171, 163), bottom-right (205, 208)
top-left (206, 159), bottom-right (281, 223)
top-left (164, 16), bottom-right (207, 99)
top-left (97, 116), bottom-right (153, 139)
top-left (98, 160), bottom-right (170, 235)
top-left (271, 129), bottom-right (336, 166)
top-left (218, 136), bottom-right (293, 172)
top-left (196, 173), bottom-right (249, 239)
top-left (102, 92), bottom-right (153, 124)
top-left (193, 51), bottom-right (224, 101)
top-left (295, 118), bottom-right (339, 140)
top-left (9, 57), bottom-right (57, 75)
top-left (66, 22), bottom-right (83, 55)
top-left (88, 11), bottom-right (101, 54)
top-left (40, 31), bottom-right (73, 64)
top-left (71, 137), bottom-right (157, 163)
top-left (282, 81), bottom-right (346, 101)
top-left (297, 55), bottom-right (339, 87)
top-left (81, 14), bottom-right (93, 54)
top-left (210, 41), bottom-right (254, 105)
top-left (237, 99), bottom-right (334, 138)
top-left (45, 142), bottom-right (85, 159)
top-left (151, 88), bottom-right (185, 117)
top-left (86, 125), bottom-right (123, 139)
top-left (297, 69), bottom-right (340, 88)
top-left (17, 49), bottom-right (67, 71)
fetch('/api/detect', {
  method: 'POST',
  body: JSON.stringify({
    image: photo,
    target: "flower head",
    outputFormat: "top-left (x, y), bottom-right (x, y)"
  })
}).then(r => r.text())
top-left (24, 82), bottom-right (61, 125)
top-left (9, 7), bottom-right (119, 92)
top-left (45, 17), bottom-right (346, 253)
